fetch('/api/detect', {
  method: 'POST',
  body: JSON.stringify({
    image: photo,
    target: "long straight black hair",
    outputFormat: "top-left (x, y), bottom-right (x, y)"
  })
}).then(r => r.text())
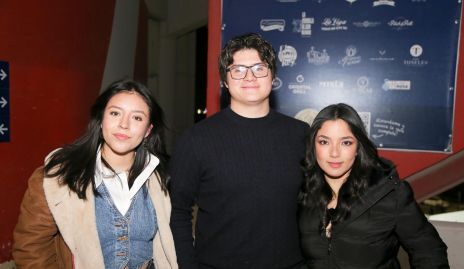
top-left (300, 103), bottom-right (387, 229)
top-left (44, 79), bottom-right (169, 199)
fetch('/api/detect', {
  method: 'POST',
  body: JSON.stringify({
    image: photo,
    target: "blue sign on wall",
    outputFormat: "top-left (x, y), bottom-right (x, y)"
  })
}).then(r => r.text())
top-left (0, 61), bottom-right (10, 142)
top-left (221, 0), bottom-right (461, 152)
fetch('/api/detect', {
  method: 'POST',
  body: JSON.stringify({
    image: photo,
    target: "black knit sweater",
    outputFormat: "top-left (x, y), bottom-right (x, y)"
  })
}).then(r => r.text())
top-left (169, 107), bottom-right (308, 269)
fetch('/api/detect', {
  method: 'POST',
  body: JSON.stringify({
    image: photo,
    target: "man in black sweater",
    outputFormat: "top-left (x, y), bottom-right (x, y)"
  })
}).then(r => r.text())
top-left (170, 33), bottom-right (308, 269)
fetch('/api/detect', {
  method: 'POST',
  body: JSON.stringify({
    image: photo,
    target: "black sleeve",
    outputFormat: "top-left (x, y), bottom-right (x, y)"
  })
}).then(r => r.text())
top-left (169, 130), bottom-right (201, 269)
top-left (394, 180), bottom-right (449, 269)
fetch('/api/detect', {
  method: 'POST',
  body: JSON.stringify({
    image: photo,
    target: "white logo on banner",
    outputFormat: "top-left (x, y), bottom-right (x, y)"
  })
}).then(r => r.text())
top-left (388, 18), bottom-right (414, 30)
top-left (307, 46), bottom-right (330, 65)
top-left (369, 49), bottom-right (394, 61)
top-left (373, 0), bottom-right (395, 6)
top-left (319, 80), bottom-right (344, 89)
top-left (272, 77), bottom-right (283, 90)
top-left (278, 45), bottom-right (297, 67)
top-left (404, 44), bottom-right (428, 67)
top-left (358, 112), bottom-right (371, 137)
top-left (295, 108), bottom-right (319, 125)
top-left (289, 74), bottom-right (311, 94)
top-left (338, 46), bottom-right (361, 66)
top-left (346, 0), bottom-right (357, 4)
top-left (356, 76), bottom-right (372, 93)
top-left (260, 19), bottom-right (285, 32)
top-left (301, 12), bottom-right (314, 37)
top-left (293, 13), bottom-right (314, 37)
top-left (321, 17), bottom-right (348, 31)
top-left (353, 20), bottom-right (381, 28)
top-left (382, 79), bottom-right (411, 91)
top-left (410, 44), bottom-right (423, 57)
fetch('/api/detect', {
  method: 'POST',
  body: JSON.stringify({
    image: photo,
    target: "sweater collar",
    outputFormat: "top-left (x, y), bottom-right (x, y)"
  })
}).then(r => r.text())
top-left (223, 107), bottom-right (276, 126)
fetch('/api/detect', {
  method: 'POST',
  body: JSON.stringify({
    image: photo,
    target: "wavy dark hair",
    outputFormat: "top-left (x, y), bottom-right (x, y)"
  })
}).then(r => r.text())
top-left (299, 103), bottom-right (386, 231)
top-left (44, 79), bottom-right (169, 199)
top-left (218, 32), bottom-right (277, 83)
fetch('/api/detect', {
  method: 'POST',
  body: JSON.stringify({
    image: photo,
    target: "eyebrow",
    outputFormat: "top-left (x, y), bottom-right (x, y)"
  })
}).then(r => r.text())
top-left (107, 105), bottom-right (149, 116)
top-left (317, 134), bottom-right (355, 140)
top-left (231, 62), bottom-right (264, 67)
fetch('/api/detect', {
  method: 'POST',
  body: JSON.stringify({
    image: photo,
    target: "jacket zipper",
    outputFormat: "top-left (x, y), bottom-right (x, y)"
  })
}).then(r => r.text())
top-left (327, 236), bottom-right (332, 255)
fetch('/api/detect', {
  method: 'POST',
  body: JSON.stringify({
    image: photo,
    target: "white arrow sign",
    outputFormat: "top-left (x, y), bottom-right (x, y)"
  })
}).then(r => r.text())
top-left (0, 124), bottom-right (8, 135)
top-left (0, 69), bottom-right (6, 81)
top-left (0, 97), bottom-right (7, 108)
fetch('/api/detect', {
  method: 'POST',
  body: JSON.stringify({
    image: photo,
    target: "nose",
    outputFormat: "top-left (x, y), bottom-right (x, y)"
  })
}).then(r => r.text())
top-left (243, 68), bottom-right (256, 81)
top-left (329, 144), bottom-right (340, 158)
top-left (119, 115), bottom-right (130, 129)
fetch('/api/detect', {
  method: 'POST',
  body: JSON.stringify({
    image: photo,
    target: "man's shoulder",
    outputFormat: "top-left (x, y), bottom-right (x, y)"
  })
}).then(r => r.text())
top-left (272, 111), bottom-right (309, 129)
top-left (175, 110), bottom-right (229, 144)
top-left (188, 109), bottom-right (228, 132)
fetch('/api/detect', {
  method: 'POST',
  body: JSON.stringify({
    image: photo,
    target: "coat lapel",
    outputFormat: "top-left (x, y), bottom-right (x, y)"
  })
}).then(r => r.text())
top-left (43, 177), bottom-right (106, 269)
top-left (335, 173), bottom-right (398, 233)
top-left (147, 173), bottom-right (178, 268)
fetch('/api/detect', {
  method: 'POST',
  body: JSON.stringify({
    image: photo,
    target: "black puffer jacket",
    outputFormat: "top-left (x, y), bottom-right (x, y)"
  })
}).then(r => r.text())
top-left (299, 163), bottom-right (449, 269)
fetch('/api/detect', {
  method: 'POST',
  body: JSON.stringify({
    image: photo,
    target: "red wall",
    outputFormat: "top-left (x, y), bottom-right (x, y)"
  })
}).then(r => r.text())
top-left (0, 1), bottom-right (115, 261)
top-left (207, 2), bottom-right (464, 180)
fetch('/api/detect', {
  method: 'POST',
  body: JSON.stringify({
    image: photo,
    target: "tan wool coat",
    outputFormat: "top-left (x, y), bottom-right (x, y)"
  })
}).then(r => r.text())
top-left (13, 166), bottom-right (178, 269)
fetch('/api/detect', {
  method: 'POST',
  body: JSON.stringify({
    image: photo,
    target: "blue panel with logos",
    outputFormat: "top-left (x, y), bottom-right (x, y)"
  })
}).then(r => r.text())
top-left (221, 0), bottom-right (461, 152)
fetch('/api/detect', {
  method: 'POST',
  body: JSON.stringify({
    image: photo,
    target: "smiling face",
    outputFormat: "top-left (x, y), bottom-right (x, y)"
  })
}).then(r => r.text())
top-left (101, 91), bottom-right (152, 163)
top-left (225, 49), bottom-right (273, 116)
top-left (315, 119), bottom-right (358, 183)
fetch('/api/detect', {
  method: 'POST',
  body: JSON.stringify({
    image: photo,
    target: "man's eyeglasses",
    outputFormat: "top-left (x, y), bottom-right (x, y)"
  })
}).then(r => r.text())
top-left (226, 63), bottom-right (270, 80)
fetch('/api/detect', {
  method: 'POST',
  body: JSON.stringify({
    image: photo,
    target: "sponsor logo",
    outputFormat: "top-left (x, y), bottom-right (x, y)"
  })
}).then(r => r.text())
top-left (319, 80), bottom-right (344, 89)
top-left (307, 46), bottom-right (330, 65)
top-left (293, 12), bottom-right (314, 37)
top-left (388, 17), bottom-right (414, 30)
top-left (353, 20), bottom-right (381, 28)
top-left (373, 0), bottom-right (395, 6)
top-left (382, 79), bottom-right (411, 90)
top-left (404, 44), bottom-right (428, 67)
top-left (260, 19), bottom-right (286, 32)
top-left (369, 50), bottom-right (394, 62)
top-left (346, 0), bottom-right (357, 4)
top-left (301, 12), bottom-right (314, 37)
top-left (295, 108), bottom-right (319, 125)
top-left (338, 46), bottom-right (361, 67)
top-left (321, 17), bottom-right (348, 31)
top-left (272, 77), bottom-right (283, 90)
top-left (358, 112), bottom-right (371, 137)
top-left (288, 74), bottom-right (312, 94)
top-left (278, 45), bottom-right (297, 67)
top-left (356, 76), bottom-right (372, 93)
top-left (410, 44), bottom-right (423, 57)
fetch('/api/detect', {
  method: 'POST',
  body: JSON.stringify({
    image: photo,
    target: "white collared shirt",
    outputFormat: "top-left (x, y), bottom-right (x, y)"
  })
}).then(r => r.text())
top-left (94, 149), bottom-right (160, 215)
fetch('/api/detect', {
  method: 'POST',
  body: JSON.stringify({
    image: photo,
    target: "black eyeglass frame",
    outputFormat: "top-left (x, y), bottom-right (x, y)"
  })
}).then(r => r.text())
top-left (226, 63), bottom-right (270, 80)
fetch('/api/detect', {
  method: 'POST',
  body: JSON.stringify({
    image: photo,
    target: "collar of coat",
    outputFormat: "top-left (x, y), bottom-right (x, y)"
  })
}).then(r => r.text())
top-left (334, 160), bottom-right (401, 233)
top-left (43, 171), bottom-right (168, 268)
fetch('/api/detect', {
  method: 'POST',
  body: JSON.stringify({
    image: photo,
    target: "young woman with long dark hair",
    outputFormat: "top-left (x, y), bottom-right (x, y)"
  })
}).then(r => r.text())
top-left (13, 79), bottom-right (178, 269)
top-left (299, 103), bottom-right (448, 268)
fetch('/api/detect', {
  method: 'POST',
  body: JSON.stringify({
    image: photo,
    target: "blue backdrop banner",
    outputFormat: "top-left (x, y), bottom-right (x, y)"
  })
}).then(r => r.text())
top-left (221, 0), bottom-right (462, 152)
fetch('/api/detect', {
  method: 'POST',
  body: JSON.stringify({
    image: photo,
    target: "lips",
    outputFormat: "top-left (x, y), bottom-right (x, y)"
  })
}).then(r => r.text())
top-left (114, 133), bottom-right (129, 140)
top-left (328, 162), bottom-right (342, 168)
top-left (242, 85), bottom-right (259, 90)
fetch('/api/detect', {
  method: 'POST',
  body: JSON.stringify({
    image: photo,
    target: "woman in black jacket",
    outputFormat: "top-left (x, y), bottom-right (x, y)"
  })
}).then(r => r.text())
top-left (299, 103), bottom-right (449, 269)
